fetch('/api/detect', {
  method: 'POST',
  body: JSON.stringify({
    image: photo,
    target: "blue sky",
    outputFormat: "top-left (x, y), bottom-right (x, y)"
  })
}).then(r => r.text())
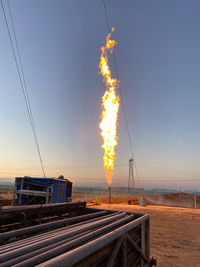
top-left (0, 0), bottom-right (200, 190)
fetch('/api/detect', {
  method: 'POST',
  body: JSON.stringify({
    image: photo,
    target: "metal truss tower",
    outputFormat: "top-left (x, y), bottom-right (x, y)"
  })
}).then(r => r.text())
top-left (128, 158), bottom-right (135, 193)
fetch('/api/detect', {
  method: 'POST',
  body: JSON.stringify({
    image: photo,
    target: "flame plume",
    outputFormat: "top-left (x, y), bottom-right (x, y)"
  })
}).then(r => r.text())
top-left (99, 28), bottom-right (120, 185)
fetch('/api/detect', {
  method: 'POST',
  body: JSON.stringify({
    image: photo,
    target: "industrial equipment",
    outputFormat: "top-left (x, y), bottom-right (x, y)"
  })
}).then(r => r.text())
top-left (0, 177), bottom-right (156, 266)
top-left (0, 206), bottom-right (156, 266)
top-left (13, 176), bottom-right (72, 206)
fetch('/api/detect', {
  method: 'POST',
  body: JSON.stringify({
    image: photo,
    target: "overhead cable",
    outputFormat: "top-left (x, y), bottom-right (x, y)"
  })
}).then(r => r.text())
top-left (1, 0), bottom-right (46, 177)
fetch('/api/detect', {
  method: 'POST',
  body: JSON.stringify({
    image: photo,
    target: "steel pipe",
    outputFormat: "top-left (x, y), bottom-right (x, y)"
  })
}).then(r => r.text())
top-left (14, 215), bottom-right (135, 267)
top-left (37, 214), bottom-right (149, 267)
top-left (0, 229), bottom-right (94, 267)
top-left (108, 186), bottom-right (111, 204)
top-left (1, 215), bottom-right (133, 267)
top-left (1, 202), bottom-right (86, 215)
top-left (0, 212), bottom-right (118, 251)
top-left (0, 212), bottom-right (121, 254)
top-left (0, 210), bottom-right (107, 242)
top-left (0, 212), bottom-right (126, 263)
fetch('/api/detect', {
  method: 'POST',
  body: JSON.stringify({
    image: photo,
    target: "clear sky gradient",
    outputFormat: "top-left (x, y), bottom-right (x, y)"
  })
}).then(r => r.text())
top-left (0, 0), bottom-right (200, 190)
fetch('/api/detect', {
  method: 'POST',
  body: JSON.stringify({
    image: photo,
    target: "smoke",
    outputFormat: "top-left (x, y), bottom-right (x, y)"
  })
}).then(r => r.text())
top-left (145, 193), bottom-right (199, 208)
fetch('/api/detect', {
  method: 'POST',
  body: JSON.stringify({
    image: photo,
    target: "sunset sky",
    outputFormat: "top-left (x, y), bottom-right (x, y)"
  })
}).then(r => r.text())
top-left (0, 0), bottom-right (200, 190)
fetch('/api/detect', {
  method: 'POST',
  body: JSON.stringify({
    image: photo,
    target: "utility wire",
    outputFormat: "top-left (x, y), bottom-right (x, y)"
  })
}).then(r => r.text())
top-left (1, 0), bottom-right (46, 178)
top-left (102, 0), bottom-right (141, 185)
top-left (6, 0), bottom-right (44, 176)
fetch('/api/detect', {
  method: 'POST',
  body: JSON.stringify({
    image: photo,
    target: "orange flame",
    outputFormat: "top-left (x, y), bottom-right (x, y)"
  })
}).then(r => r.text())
top-left (99, 29), bottom-right (120, 185)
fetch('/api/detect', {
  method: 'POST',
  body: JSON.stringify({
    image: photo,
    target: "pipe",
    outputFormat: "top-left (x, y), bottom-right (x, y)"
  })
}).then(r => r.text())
top-left (0, 214), bottom-right (116, 254)
top-left (0, 212), bottom-right (118, 251)
top-left (14, 215), bottom-right (134, 267)
top-left (38, 214), bottom-right (149, 267)
top-left (1, 202), bottom-right (86, 215)
top-left (0, 212), bottom-right (121, 254)
top-left (108, 186), bottom-right (111, 204)
top-left (0, 230), bottom-right (94, 267)
top-left (0, 212), bottom-right (120, 251)
top-left (0, 213), bottom-right (126, 263)
top-left (84, 206), bottom-right (133, 215)
top-left (0, 213), bottom-right (125, 262)
top-left (2, 215), bottom-right (134, 267)
top-left (0, 210), bottom-right (107, 242)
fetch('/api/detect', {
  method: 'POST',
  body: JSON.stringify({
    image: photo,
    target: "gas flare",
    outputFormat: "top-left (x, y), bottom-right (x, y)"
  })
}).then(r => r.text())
top-left (99, 28), bottom-right (120, 185)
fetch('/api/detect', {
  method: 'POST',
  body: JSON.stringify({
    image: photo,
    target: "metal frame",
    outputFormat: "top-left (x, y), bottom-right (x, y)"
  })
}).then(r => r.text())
top-left (13, 177), bottom-right (73, 205)
top-left (37, 214), bottom-right (150, 267)
top-left (15, 179), bottom-right (52, 205)
top-left (0, 207), bottom-right (155, 267)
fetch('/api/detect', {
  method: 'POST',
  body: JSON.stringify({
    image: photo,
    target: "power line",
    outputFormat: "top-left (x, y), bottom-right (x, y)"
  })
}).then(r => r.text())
top-left (6, 0), bottom-right (45, 177)
top-left (102, 0), bottom-right (140, 186)
top-left (102, 0), bottom-right (134, 158)
top-left (0, 0), bottom-right (46, 178)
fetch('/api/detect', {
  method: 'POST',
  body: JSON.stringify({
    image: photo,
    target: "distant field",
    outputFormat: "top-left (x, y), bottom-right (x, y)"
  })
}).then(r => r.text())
top-left (0, 184), bottom-right (13, 193)
top-left (0, 184), bottom-right (199, 209)
top-left (0, 185), bottom-right (13, 205)
top-left (73, 187), bottom-right (199, 209)
top-left (145, 192), bottom-right (200, 209)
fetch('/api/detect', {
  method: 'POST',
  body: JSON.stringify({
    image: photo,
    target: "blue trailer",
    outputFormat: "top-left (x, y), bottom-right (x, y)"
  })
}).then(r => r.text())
top-left (14, 176), bottom-right (72, 205)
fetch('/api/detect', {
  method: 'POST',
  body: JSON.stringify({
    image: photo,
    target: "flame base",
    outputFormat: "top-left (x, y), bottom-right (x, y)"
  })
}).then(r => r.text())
top-left (105, 168), bottom-right (113, 185)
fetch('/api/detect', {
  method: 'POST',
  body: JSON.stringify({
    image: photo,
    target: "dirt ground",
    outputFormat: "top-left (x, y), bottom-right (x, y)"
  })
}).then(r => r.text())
top-left (93, 204), bottom-right (200, 267)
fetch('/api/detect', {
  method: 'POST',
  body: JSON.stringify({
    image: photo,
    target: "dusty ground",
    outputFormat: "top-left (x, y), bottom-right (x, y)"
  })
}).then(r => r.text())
top-left (93, 204), bottom-right (200, 267)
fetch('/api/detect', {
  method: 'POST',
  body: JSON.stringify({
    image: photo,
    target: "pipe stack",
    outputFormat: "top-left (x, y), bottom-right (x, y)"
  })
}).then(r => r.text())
top-left (0, 208), bottom-right (149, 267)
